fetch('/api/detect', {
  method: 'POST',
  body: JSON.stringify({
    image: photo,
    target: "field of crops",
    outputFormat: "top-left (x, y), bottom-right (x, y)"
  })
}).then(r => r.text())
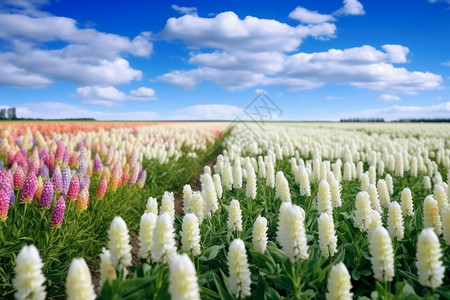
top-left (0, 121), bottom-right (449, 299)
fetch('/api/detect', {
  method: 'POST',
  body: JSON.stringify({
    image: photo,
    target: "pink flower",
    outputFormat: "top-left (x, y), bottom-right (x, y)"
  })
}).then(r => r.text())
top-left (39, 180), bottom-right (54, 209)
top-left (66, 175), bottom-right (80, 201)
top-left (50, 197), bottom-right (66, 228)
top-left (93, 153), bottom-right (103, 173)
top-left (97, 176), bottom-right (107, 200)
top-left (0, 189), bottom-right (10, 221)
top-left (13, 167), bottom-right (25, 190)
top-left (20, 172), bottom-right (37, 203)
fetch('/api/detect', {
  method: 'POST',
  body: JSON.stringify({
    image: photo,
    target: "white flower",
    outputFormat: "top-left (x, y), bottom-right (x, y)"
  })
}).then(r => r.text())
top-left (367, 210), bottom-right (383, 239)
top-left (222, 162), bottom-right (233, 191)
top-left (152, 213), bottom-right (177, 264)
top-left (278, 204), bottom-right (309, 262)
top-left (368, 165), bottom-right (376, 185)
top-left (318, 213), bottom-right (338, 257)
top-left (367, 184), bottom-right (382, 214)
top-left (330, 179), bottom-right (342, 208)
top-left (369, 227), bottom-right (394, 282)
top-left (66, 258), bottom-right (96, 300)
top-left (169, 254), bottom-right (201, 300)
top-left (266, 161), bottom-right (275, 188)
top-left (108, 216), bottom-right (132, 272)
top-left (99, 248), bottom-right (116, 291)
top-left (139, 212), bottom-right (157, 261)
top-left (145, 196), bottom-right (158, 214)
top-left (227, 239), bottom-right (251, 299)
top-left (161, 191), bottom-right (175, 221)
top-left (258, 159), bottom-right (266, 179)
top-left (203, 185), bottom-right (218, 219)
top-left (326, 262), bottom-right (353, 300)
top-left (181, 213), bottom-right (201, 256)
top-left (433, 184), bottom-right (448, 213)
top-left (213, 174), bottom-right (223, 199)
top-left (252, 215), bottom-right (268, 253)
top-left (354, 191), bottom-right (372, 232)
top-left (182, 185), bottom-right (193, 214)
top-left (387, 202), bottom-right (404, 241)
top-left (298, 166), bottom-right (311, 197)
top-left (360, 173), bottom-right (369, 191)
top-left (246, 169), bottom-right (257, 200)
top-left (385, 174), bottom-right (393, 195)
top-left (410, 156), bottom-right (418, 177)
top-left (191, 191), bottom-right (205, 223)
top-left (13, 245), bottom-right (46, 300)
top-left (423, 195), bottom-right (442, 236)
top-left (343, 162), bottom-right (352, 181)
top-left (377, 179), bottom-right (390, 209)
top-left (332, 162), bottom-right (342, 182)
top-left (356, 161), bottom-right (364, 179)
top-left (416, 228), bottom-right (445, 289)
top-left (318, 180), bottom-right (333, 216)
top-left (423, 176), bottom-right (432, 190)
top-left (227, 199), bottom-right (243, 232)
top-left (400, 188), bottom-right (414, 217)
top-left (276, 171), bottom-right (291, 203)
top-left (442, 206), bottom-right (450, 245)
top-left (233, 159), bottom-right (243, 189)
top-left (394, 152), bottom-right (404, 177)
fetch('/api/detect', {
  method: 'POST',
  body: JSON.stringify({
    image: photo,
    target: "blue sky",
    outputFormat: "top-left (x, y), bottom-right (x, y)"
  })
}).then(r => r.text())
top-left (0, 0), bottom-right (449, 120)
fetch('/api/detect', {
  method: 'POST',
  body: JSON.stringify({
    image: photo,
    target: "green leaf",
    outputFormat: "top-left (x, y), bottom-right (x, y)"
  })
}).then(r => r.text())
top-left (265, 286), bottom-right (281, 300)
top-left (352, 269), bottom-right (361, 280)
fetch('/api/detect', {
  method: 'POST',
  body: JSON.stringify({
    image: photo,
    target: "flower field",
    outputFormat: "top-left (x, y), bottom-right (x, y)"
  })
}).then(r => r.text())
top-left (1, 121), bottom-right (449, 299)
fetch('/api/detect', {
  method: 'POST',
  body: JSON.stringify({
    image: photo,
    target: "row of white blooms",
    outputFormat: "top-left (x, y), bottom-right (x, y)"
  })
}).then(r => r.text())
top-left (216, 123), bottom-right (449, 293)
top-left (1, 123), bottom-right (225, 164)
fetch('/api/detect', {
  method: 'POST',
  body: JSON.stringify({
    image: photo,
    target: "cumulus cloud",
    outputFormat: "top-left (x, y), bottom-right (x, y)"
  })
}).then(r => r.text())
top-left (289, 6), bottom-right (335, 24)
top-left (0, 0), bottom-right (50, 17)
top-left (13, 101), bottom-right (157, 120)
top-left (171, 104), bottom-right (243, 120)
top-left (379, 94), bottom-right (401, 101)
top-left (171, 4), bottom-right (197, 15)
top-left (159, 44), bottom-right (442, 92)
top-left (343, 102), bottom-right (450, 120)
top-left (334, 0), bottom-right (365, 16)
top-left (0, 10), bottom-right (153, 87)
top-left (162, 11), bottom-right (336, 52)
top-left (76, 86), bottom-right (156, 106)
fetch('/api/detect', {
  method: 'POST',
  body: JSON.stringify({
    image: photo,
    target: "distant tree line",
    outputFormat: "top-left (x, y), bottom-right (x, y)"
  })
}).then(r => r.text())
top-left (0, 107), bottom-right (17, 120)
top-left (340, 118), bottom-right (385, 122)
top-left (395, 118), bottom-right (450, 123)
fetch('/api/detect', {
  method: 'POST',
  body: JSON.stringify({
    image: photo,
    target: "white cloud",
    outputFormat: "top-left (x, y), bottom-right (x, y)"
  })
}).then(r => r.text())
top-left (381, 45), bottom-right (409, 63)
top-left (0, 10), bottom-right (153, 87)
top-left (171, 104), bottom-right (243, 120)
top-left (130, 87), bottom-right (156, 98)
top-left (158, 68), bottom-right (268, 91)
top-left (14, 101), bottom-right (157, 120)
top-left (162, 11), bottom-right (336, 52)
top-left (255, 89), bottom-right (267, 95)
top-left (334, 0), bottom-right (365, 16)
top-left (379, 94), bottom-right (401, 101)
top-left (76, 85), bottom-right (156, 106)
top-left (160, 44), bottom-right (442, 92)
top-left (171, 5), bottom-right (197, 15)
top-left (0, 0), bottom-right (49, 17)
top-left (289, 7), bottom-right (335, 24)
top-left (343, 102), bottom-right (450, 120)
top-left (442, 61), bottom-right (450, 66)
